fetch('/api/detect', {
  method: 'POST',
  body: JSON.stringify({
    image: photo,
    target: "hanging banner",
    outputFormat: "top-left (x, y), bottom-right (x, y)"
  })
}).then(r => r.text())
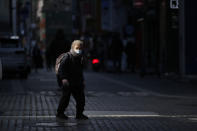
top-left (101, 0), bottom-right (112, 31)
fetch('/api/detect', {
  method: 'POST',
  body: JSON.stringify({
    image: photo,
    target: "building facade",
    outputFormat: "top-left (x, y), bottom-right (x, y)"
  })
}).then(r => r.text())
top-left (180, 0), bottom-right (197, 76)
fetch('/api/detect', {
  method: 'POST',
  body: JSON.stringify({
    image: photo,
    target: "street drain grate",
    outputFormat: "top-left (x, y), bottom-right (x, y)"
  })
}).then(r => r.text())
top-left (35, 122), bottom-right (78, 127)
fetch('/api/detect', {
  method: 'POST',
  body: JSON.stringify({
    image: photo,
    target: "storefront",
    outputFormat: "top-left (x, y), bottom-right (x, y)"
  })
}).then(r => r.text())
top-left (184, 0), bottom-right (197, 75)
top-left (0, 0), bottom-right (12, 34)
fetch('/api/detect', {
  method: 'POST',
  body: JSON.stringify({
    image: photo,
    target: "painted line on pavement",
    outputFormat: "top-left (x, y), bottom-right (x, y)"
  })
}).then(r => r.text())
top-left (188, 118), bottom-right (197, 122)
top-left (0, 115), bottom-right (197, 119)
top-left (84, 111), bottom-right (158, 116)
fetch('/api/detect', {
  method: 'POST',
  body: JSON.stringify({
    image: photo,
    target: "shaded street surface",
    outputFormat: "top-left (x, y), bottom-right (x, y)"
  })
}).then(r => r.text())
top-left (0, 70), bottom-right (197, 130)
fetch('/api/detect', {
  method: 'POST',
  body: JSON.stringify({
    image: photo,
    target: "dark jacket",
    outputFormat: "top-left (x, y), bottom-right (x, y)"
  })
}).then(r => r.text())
top-left (58, 52), bottom-right (84, 86)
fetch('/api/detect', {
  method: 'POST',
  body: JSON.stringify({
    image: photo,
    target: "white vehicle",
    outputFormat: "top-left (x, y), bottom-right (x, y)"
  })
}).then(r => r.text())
top-left (0, 36), bottom-right (29, 79)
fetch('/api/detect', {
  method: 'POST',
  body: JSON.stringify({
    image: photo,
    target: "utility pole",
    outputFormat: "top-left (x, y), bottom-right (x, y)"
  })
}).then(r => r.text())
top-left (179, 0), bottom-right (185, 76)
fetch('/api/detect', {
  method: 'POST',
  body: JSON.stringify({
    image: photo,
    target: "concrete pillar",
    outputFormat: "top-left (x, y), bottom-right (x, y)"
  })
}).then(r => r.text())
top-left (179, 0), bottom-right (185, 76)
top-left (159, 0), bottom-right (167, 74)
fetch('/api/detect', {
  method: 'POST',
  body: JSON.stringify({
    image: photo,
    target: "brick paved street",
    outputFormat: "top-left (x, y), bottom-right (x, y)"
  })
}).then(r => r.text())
top-left (0, 70), bottom-right (197, 130)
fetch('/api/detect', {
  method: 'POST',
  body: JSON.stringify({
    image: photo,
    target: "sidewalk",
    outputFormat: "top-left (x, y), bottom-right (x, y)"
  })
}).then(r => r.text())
top-left (0, 91), bottom-right (197, 131)
top-left (0, 69), bottom-right (197, 130)
top-left (96, 71), bottom-right (197, 97)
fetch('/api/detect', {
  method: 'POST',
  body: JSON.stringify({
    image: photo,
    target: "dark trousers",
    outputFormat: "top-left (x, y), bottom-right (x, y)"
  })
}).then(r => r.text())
top-left (57, 85), bottom-right (85, 115)
top-left (56, 75), bottom-right (62, 88)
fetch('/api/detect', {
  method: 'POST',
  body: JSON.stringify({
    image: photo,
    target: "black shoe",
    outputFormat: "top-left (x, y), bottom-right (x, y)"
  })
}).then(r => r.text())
top-left (76, 114), bottom-right (89, 120)
top-left (56, 113), bottom-right (68, 120)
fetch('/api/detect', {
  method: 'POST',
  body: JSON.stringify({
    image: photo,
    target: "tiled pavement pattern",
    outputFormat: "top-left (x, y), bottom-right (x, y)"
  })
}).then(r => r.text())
top-left (0, 117), bottom-right (197, 131)
top-left (0, 91), bottom-right (197, 131)
top-left (0, 70), bottom-right (197, 130)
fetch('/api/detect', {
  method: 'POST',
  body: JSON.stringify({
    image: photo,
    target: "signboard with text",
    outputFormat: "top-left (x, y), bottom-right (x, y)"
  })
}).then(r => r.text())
top-left (170, 0), bottom-right (179, 9)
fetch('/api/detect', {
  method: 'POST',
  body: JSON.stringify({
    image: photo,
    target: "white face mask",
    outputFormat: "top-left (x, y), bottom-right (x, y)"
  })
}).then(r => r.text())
top-left (74, 49), bottom-right (82, 54)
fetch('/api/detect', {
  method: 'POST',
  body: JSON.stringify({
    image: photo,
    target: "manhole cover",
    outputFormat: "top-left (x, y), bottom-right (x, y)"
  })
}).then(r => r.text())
top-left (35, 122), bottom-right (78, 127)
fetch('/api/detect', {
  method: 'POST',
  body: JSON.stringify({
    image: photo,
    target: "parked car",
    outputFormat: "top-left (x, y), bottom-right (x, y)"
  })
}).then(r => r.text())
top-left (0, 36), bottom-right (30, 79)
